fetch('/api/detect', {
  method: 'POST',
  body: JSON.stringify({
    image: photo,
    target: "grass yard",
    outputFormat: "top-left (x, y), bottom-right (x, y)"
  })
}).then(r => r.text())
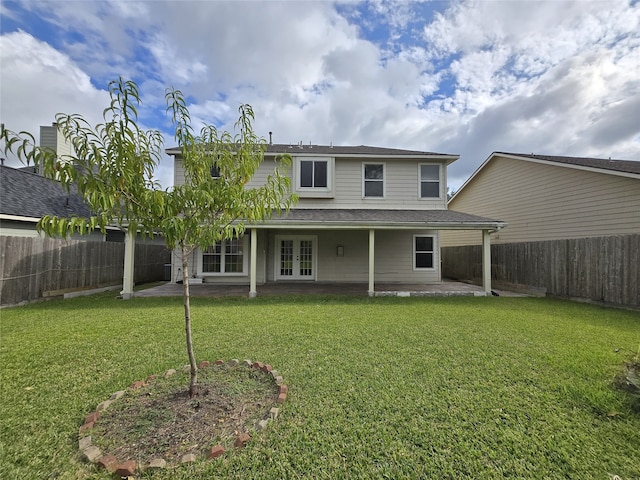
top-left (1, 293), bottom-right (639, 479)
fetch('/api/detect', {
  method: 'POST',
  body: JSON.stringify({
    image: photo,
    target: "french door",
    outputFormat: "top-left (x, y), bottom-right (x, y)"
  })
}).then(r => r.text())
top-left (275, 236), bottom-right (317, 280)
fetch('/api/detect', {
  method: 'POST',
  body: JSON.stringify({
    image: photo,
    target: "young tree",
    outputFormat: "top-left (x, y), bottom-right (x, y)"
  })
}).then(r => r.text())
top-left (1, 78), bottom-right (296, 396)
top-left (161, 89), bottom-right (296, 395)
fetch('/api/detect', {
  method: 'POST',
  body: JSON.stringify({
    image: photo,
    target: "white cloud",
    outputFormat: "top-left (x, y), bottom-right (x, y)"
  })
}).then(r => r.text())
top-left (1, 0), bottom-right (638, 191)
top-left (0, 30), bottom-right (107, 142)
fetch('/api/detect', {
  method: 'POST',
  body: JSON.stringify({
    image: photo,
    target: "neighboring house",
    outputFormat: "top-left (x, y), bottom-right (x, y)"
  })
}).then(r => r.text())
top-left (1, 122), bottom-right (112, 241)
top-left (0, 164), bottom-right (109, 241)
top-left (166, 144), bottom-right (506, 296)
top-left (442, 152), bottom-right (640, 246)
top-left (440, 152), bottom-right (640, 306)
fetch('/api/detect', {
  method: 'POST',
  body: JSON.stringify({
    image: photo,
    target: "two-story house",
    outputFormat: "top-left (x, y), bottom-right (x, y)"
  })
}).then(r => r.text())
top-left (166, 144), bottom-right (506, 296)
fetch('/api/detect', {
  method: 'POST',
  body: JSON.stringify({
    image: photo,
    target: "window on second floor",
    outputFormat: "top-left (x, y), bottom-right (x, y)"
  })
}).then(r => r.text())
top-left (363, 163), bottom-right (385, 198)
top-left (210, 163), bottom-right (221, 178)
top-left (419, 164), bottom-right (440, 198)
top-left (294, 156), bottom-right (334, 198)
top-left (300, 159), bottom-right (327, 188)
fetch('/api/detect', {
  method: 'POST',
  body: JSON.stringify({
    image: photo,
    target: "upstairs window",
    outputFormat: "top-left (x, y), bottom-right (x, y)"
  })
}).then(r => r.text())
top-left (414, 235), bottom-right (434, 269)
top-left (419, 164), bottom-right (440, 198)
top-left (210, 164), bottom-right (221, 178)
top-left (295, 156), bottom-right (334, 198)
top-left (363, 163), bottom-right (385, 198)
top-left (300, 159), bottom-right (327, 188)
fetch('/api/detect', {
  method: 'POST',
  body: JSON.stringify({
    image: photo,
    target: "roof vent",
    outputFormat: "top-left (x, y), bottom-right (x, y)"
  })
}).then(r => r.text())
top-left (269, 131), bottom-right (273, 145)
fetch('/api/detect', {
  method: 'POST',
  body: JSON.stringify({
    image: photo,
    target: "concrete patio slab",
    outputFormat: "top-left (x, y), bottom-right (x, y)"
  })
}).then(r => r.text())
top-left (134, 281), bottom-right (527, 298)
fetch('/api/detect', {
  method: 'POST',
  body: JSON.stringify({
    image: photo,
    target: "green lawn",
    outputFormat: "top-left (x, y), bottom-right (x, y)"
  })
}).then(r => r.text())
top-left (1, 293), bottom-right (639, 479)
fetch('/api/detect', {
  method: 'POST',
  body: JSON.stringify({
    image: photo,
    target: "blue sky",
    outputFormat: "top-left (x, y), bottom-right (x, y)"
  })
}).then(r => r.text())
top-left (1, 0), bottom-right (639, 189)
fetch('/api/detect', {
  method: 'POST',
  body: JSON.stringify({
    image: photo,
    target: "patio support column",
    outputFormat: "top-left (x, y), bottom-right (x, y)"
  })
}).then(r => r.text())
top-left (368, 229), bottom-right (375, 297)
top-left (482, 229), bottom-right (491, 296)
top-left (249, 227), bottom-right (257, 298)
top-left (121, 227), bottom-right (135, 300)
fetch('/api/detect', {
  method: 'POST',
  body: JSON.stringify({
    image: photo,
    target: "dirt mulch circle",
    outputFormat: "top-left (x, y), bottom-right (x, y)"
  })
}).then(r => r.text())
top-left (85, 361), bottom-right (283, 470)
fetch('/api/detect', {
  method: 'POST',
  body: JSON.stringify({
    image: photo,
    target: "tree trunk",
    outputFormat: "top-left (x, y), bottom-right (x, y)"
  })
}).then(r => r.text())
top-left (181, 244), bottom-right (198, 397)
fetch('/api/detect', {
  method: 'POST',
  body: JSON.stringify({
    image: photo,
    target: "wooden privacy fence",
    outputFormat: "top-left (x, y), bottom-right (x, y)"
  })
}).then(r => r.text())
top-left (0, 236), bottom-right (171, 306)
top-left (442, 234), bottom-right (639, 307)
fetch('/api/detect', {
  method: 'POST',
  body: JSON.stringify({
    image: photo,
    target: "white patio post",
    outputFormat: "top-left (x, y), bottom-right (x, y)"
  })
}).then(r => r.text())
top-left (249, 227), bottom-right (257, 298)
top-left (121, 227), bottom-right (135, 300)
top-left (368, 229), bottom-right (375, 297)
top-left (482, 229), bottom-right (492, 295)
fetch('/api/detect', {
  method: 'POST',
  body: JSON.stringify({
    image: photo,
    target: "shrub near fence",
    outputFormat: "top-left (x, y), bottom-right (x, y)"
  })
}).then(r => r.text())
top-left (0, 236), bottom-right (170, 306)
top-left (442, 234), bottom-right (639, 308)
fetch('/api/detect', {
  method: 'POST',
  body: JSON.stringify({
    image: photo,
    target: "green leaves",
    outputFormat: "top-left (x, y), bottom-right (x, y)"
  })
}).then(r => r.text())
top-left (162, 88), bottom-right (297, 253)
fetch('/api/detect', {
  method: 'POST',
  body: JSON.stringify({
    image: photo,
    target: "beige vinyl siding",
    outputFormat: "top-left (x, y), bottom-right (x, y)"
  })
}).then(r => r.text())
top-left (250, 156), bottom-right (446, 208)
top-left (264, 229), bottom-right (368, 282)
top-left (39, 125), bottom-right (74, 157)
top-left (265, 229), bottom-right (439, 283)
top-left (0, 221), bottom-right (106, 241)
top-left (173, 158), bottom-right (185, 187)
top-left (375, 230), bottom-right (440, 283)
top-left (442, 156), bottom-right (640, 246)
top-left (172, 228), bottom-right (442, 284)
top-left (177, 156), bottom-right (448, 209)
top-left (170, 234), bottom-right (266, 284)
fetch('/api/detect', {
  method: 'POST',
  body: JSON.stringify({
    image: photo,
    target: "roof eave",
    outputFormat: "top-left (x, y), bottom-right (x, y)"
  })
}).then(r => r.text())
top-left (251, 219), bottom-right (507, 231)
top-left (495, 152), bottom-right (640, 179)
top-left (165, 147), bottom-right (459, 163)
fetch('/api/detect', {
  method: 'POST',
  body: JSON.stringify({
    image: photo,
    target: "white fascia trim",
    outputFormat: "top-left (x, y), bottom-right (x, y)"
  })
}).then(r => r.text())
top-left (0, 214), bottom-right (40, 223)
top-left (0, 214), bottom-right (121, 231)
top-left (252, 221), bottom-right (508, 231)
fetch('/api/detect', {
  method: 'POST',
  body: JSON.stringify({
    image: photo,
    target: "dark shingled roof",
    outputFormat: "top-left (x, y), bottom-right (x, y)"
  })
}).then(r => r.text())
top-left (263, 144), bottom-right (454, 157)
top-left (496, 152), bottom-right (640, 175)
top-left (0, 165), bottom-right (91, 219)
top-left (262, 208), bottom-right (506, 229)
top-left (166, 144), bottom-right (456, 158)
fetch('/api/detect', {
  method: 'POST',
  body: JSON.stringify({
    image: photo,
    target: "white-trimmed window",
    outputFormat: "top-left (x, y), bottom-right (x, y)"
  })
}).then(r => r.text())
top-left (413, 235), bottom-right (434, 269)
top-left (419, 164), bottom-right (440, 198)
top-left (294, 156), bottom-right (334, 197)
top-left (363, 163), bottom-right (385, 198)
top-left (200, 237), bottom-right (247, 275)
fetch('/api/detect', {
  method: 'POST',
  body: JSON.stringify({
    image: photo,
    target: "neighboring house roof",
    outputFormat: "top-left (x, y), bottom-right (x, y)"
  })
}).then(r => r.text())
top-left (451, 152), bottom-right (640, 202)
top-left (493, 152), bottom-right (640, 176)
top-left (166, 144), bottom-right (459, 162)
top-left (0, 165), bottom-right (91, 220)
top-left (259, 208), bottom-right (506, 231)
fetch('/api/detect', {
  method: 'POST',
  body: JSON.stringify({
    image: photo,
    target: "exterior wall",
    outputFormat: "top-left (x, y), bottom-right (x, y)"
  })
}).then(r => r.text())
top-left (374, 230), bottom-right (440, 283)
top-left (40, 124), bottom-right (74, 171)
top-left (442, 156), bottom-right (640, 246)
top-left (271, 229), bottom-right (440, 283)
top-left (173, 158), bottom-right (185, 187)
top-left (170, 151), bottom-right (448, 285)
top-left (172, 233), bottom-right (267, 285)
top-left (174, 229), bottom-right (441, 285)
top-left (0, 219), bottom-right (106, 241)
top-left (179, 155), bottom-right (449, 210)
